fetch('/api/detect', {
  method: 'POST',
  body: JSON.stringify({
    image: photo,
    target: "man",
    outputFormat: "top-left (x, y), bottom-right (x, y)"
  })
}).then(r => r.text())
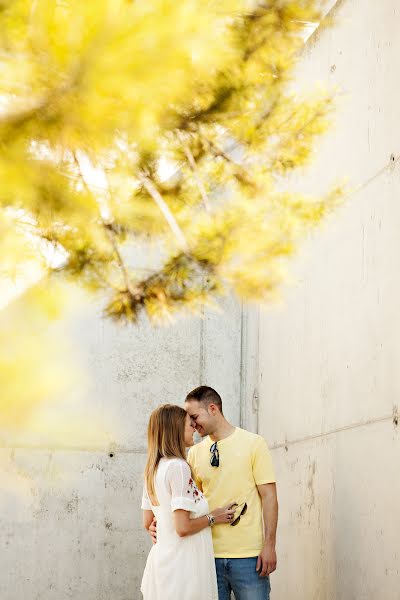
top-left (185, 386), bottom-right (278, 600)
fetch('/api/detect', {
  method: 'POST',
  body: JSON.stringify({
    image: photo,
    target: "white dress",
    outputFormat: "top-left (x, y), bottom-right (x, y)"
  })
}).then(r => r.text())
top-left (141, 457), bottom-right (218, 600)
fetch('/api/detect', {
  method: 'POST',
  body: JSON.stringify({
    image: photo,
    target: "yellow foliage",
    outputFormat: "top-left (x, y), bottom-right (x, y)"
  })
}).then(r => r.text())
top-left (0, 280), bottom-right (83, 428)
top-left (0, 0), bottom-right (342, 426)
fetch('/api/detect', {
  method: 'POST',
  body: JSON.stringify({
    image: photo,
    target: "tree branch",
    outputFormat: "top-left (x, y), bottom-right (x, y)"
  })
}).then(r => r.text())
top-left (204, 137), bottom-right (257, 190)
top-left (72, 153), bottom-right (134, 294)
top-left (139, 173), bottom-right (189, 251)
top-left (177, 131), bottom-right (210, 212)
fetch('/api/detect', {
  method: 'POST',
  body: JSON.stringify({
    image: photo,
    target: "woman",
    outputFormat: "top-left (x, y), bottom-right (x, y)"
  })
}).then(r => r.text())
top-left (141, 404), bottom-right (235, 600)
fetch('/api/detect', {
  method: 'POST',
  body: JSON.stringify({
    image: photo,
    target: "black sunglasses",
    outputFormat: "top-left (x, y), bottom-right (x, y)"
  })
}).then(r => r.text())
top-left (210, 441), bottom-right (219, 467)
top-left (230, 502), bottom-right (248, 526)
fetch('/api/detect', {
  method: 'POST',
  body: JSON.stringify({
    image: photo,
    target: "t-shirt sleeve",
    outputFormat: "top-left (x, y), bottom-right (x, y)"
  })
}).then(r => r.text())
top-left (141, 484), bottom-right (152, 510)
top-left (252, 436), bottom-right (276, 485)
top-left (167, 460), bottom-right (197, 512)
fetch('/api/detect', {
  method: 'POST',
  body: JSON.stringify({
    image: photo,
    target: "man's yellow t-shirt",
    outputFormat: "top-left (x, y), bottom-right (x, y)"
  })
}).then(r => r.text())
top-left (187, 427), bottom-right (275, 558)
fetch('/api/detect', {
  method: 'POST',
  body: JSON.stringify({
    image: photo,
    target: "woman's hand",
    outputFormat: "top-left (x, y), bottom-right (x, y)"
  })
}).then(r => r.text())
top-left (210, 503), bottom-right (237, 524)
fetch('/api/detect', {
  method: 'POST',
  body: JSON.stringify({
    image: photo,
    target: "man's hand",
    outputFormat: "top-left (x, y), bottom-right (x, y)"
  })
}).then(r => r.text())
top-left (256, 482), bottom-right (278, 577)
top-left (148, 517), bottom-right (157, 544)
top-left (256, 541), bottom-right (277, 577)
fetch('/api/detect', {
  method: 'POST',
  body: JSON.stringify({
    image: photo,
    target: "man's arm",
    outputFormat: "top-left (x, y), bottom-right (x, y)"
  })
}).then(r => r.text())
top-left (256, 482), bottom-right (278, 577)
top-left (143, 509), bottom-right (155, 531)
top-left (148, 517), bottom-right (157, 544)
top-left (143, 510), bottom-right (157, 545)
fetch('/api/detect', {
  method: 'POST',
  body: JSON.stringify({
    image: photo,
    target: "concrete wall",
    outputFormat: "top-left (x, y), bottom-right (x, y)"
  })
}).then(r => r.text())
top-left (0, 295), bottom-right (254, 600)
top-left (258, 1), bottom-right (400, 598)
top-left (3, 2), bottom-right (399, 599)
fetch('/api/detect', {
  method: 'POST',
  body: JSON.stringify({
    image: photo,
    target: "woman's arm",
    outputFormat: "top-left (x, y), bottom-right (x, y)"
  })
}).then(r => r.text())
top-left (173, 510), bottom-right (209, 537)
top-left (143, 509), bottom-right (155, 531)
top-left (173, 504), bottom-right (236, 537)
top-left (167, 460), bottom-right (236, 537)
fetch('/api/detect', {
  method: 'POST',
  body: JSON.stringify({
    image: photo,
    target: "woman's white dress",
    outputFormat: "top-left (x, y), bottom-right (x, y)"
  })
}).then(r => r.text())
top-left (141, 457), bottom-right (218, 600)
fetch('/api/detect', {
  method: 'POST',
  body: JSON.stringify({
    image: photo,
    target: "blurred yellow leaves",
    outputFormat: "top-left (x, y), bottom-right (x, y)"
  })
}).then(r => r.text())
top-left (0, 0), bottom-right (342, 427)
top-left (1, 0), bottom-right (245, 149)
top-left (0, 280), bottom-right (82, 429)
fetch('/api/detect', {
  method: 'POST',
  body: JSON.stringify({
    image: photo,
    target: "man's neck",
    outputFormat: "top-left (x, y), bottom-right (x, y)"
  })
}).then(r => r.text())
top-left (209, 419), bottom-right (236, 442)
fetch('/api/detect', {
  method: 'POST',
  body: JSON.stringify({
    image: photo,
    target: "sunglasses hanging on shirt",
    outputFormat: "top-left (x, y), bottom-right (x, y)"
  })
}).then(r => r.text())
top-left (230, 502), bottom-right (248, 526)
top-left (210, 441), bottom-right (219, 467)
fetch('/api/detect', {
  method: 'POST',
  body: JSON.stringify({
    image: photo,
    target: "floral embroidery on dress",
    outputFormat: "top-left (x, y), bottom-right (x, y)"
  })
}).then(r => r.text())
top-left (187, 477), bottom-right (204, 503)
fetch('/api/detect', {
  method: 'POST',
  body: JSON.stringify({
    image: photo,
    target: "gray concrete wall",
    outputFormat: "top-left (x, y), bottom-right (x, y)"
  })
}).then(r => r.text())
top-left (0, 295), bottom-right (251, 600)
top-left (258, 0), bottom-right (400, 598)
top-left (3, 2), bottom-right (400, 599)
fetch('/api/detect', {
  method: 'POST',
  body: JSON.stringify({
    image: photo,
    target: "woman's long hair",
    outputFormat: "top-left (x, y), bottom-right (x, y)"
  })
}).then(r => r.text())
top-left (144, 404), bottom-right (188, 506)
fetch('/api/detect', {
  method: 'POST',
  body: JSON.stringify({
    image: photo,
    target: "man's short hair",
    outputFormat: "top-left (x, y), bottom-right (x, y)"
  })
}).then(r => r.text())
top-left (185, 386), bottom-right (223, 414)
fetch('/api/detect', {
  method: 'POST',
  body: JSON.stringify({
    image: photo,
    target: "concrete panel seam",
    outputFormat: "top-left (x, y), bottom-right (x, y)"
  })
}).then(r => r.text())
top-left (199, 302), bottom-right (205, 384)
top-left (0, 444), bottom-right (148, 454)
top-left (302, 0), bottom-right (348, 50)
top-left (239, 301), bottom-right (246, 428)
top-left (348, 153), bottom-right (400, 200)
top-left (270, 413), bottom-right (395, 451)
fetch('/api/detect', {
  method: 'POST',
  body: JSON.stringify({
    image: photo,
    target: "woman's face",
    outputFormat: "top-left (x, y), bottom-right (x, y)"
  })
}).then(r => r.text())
top-left (183, 413), bottom-right (196, 447)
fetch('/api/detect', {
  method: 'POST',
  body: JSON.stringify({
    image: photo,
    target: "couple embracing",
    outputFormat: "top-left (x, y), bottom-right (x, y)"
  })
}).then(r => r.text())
top-left (141, 386), bottom-right (278, 599)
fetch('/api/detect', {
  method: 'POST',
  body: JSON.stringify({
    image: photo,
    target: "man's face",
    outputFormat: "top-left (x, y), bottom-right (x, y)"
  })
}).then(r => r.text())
top-left (184, 400), bottom-right (214, 437)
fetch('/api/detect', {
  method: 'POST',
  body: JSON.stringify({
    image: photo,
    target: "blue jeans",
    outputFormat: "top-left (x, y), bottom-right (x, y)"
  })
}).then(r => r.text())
top-left (215, 557), bottom-right (271, 600)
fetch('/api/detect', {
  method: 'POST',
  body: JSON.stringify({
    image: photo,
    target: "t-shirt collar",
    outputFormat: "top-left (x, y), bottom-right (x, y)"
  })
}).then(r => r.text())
top-left (208, 426), bottom-right (238, 446)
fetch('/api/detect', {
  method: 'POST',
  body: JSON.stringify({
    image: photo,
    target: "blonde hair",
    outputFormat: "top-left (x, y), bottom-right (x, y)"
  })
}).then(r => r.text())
top-left (144, 404), bottom-right (188, 506)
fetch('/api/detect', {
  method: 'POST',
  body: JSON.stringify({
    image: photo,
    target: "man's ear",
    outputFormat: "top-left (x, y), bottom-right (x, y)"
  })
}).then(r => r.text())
top-left (208, 403), bottom-right (217, 416)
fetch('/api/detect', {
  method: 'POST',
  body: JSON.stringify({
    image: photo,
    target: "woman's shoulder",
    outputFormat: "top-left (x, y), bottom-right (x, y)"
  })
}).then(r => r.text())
top-left (163, 457), bottom-right (190, 473)
top-left (165, 456), bottom-right (189, 466)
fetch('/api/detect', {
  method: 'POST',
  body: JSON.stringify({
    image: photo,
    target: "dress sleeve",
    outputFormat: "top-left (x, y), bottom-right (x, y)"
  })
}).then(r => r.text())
top-left (187, 447), bottom-right (203, 492)
top-left (167, 460), bottom-right (198, 513)
top-left (141, 484), bottom-right (152, 510)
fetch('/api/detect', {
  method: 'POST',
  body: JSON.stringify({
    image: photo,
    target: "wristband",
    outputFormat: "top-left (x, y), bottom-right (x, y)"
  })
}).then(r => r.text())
top-left (206, 514), bottom-right (215, 526)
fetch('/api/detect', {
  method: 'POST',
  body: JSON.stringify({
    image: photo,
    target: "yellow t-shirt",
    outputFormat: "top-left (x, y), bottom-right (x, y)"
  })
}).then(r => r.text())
top-left (187, 427), bottom-right (275, 558)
